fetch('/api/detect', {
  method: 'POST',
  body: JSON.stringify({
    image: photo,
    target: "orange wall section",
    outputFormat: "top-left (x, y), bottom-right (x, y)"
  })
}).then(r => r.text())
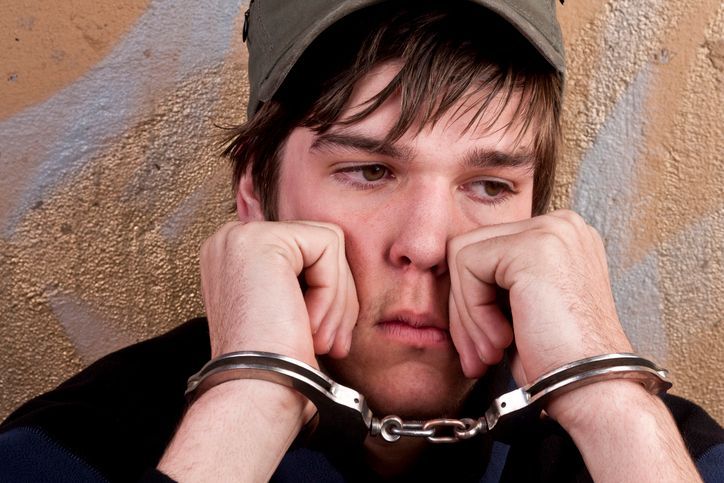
top-left (1, 0), bottom-right (151, 119)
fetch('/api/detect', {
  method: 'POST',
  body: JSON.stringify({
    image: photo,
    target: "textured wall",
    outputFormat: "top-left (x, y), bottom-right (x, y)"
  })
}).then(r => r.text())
top-left (1, 0), bottom-right (721, 424)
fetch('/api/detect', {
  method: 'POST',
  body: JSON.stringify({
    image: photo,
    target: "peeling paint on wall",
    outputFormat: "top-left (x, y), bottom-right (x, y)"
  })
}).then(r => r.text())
top-left (0, 0), bottom-right (721, 425)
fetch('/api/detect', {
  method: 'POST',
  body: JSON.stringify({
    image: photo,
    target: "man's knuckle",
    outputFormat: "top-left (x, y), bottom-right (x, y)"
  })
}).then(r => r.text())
top-left (536, 230), bottom-right (566, 254)
top-left (331, 224), bottom-right (346, 241)
top-left (238, 220), bottom-right (263, 234)
top-left (454, 241), bottom-right (479, 270)
top-left (447, 234), bottom-right (466, 257)
top-left (319, 222), bottom-right (345, 240)
top-left (587, 225), bottom-right (603, 241)
top-left (541, 214), bottom-right (586, 245)
top-left (558, 210), bottom-right (589, 230)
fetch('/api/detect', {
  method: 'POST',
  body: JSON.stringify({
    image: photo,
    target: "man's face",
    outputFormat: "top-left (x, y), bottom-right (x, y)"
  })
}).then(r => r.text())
top-left (274, 62), bottom-right (535, 418)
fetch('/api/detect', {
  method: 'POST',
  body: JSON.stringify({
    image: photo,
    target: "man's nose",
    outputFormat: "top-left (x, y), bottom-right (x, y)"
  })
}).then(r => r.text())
top-left (387, 185), bottom-right (455, 276)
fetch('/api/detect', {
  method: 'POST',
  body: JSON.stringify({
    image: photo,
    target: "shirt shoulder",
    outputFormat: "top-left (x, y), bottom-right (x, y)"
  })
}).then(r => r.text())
top-left (0, 317), bottom-right (210, 482)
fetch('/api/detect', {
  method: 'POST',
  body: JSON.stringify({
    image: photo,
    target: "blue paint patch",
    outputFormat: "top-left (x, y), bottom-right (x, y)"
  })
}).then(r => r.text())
top-left (48, 291), bottom-right (135, 364)
top-left (572, 68), bottom-right (649, 258)
top-left (159, 184), bottom-right (206, 241)
top-left (614, 251), bottom-right (667, 360)
top-left (572, 67), bottom-right (669, 359)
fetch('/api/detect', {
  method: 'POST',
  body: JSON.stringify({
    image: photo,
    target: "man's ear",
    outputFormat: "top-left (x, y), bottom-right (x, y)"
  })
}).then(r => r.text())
top-left (236, 171), bottom-right (264, 222)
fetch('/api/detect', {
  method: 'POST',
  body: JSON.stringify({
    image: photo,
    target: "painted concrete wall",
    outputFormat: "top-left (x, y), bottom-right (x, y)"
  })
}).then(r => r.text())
top-left (1, 0), bottom-right (721, 423)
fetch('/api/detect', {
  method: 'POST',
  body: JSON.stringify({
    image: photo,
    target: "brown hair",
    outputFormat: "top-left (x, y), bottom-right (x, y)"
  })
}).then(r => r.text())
top-left (224, 1), bottom-right (563, 218)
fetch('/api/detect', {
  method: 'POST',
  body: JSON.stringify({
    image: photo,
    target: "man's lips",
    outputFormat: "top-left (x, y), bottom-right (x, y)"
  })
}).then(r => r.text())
top-left (375, 313), bottom-right (450, 347)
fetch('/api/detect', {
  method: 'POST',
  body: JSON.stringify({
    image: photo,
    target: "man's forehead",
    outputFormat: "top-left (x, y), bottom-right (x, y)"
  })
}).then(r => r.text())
top-left (331, 60), bottom-right (538, 152)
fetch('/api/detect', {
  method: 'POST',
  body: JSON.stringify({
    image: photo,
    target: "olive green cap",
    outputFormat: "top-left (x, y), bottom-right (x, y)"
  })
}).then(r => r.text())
top-left (244, 0), bottom-right (565, 116)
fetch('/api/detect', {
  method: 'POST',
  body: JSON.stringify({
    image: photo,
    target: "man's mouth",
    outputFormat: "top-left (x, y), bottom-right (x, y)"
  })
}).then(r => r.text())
top-left (376, 312), bottom-right (450, 348)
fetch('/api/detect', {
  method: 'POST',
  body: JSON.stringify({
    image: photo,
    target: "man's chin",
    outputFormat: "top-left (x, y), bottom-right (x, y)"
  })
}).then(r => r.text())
top-left (364, 384), bottom-right (474, 420)
top-left (319, 356), bottom-right (477, 420)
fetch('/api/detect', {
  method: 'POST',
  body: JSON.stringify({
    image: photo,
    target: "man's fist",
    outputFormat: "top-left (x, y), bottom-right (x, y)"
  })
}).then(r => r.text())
top-left (447, 210), bottom-right (632, 383)
top-left (200, 221), bottom-right (359, 365)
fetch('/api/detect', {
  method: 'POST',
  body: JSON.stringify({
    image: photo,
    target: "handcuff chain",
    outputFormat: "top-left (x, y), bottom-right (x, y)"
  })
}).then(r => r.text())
top-left (373, 415), bottom-right (486, 443)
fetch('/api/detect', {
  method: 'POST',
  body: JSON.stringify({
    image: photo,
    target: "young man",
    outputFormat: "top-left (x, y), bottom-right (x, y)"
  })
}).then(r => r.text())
top-left (1, 1), bottom-right (722, 481)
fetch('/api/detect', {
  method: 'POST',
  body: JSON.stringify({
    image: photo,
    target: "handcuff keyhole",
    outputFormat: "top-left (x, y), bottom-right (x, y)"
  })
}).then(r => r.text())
top-left (354, 398), bottom-right (359, 403)
top-left (501, 402), bottom-right (507, 408)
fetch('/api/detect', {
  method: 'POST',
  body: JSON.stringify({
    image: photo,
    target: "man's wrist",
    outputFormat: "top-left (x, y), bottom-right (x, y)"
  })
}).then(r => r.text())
top-left (159, 379), bottom-right (313, 481)
top-left (543, 379), bottom-right (702, 482)
top-left (546, 378), bottom-right (663, 437)
top-left (189, 378), bottom-right (314, 427)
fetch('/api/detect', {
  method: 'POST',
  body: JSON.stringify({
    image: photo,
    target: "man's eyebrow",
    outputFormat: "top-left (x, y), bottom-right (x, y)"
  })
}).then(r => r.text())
top-left (310, 132), bottom-right (411, 158)
top-left (310, 132), bottom-right (534, 169)
top-left (462, 147), bottom-right (536, 170)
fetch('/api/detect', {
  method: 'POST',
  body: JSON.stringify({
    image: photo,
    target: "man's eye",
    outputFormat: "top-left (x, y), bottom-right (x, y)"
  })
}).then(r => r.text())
top-left (482, 180), bottom-right (507, 197)
top-left (360, 165), bottom-right (386, 181)
top-left (333, 164), bottom-right (393, 189)
top-left (464, 178), bottom-right (515, 203)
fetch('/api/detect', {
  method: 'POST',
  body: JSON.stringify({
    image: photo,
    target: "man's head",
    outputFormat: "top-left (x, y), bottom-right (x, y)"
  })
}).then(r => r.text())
top-left (227, 0), bottom-right (564, 218)
top-left (227, 0), bottom-right (565, 418)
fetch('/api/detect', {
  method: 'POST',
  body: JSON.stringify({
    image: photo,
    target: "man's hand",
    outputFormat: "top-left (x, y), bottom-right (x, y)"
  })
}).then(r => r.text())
top-left (200, 220), bottom-right (359, 363)
top-left (448, 209), bottom-right (630, 383)
top-left (159, 220), bottom-right (358, 482)
top-left (448, 209), bottom-right (701, 482)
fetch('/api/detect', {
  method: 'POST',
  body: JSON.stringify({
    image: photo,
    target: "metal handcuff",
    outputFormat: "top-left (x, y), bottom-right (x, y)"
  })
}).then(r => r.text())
top-left (186, 352), bottom-right (671, 444)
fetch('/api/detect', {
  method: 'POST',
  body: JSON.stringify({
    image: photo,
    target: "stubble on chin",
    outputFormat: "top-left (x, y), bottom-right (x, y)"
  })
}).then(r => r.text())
top-left (319, 312), bottom-right (476, 419)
